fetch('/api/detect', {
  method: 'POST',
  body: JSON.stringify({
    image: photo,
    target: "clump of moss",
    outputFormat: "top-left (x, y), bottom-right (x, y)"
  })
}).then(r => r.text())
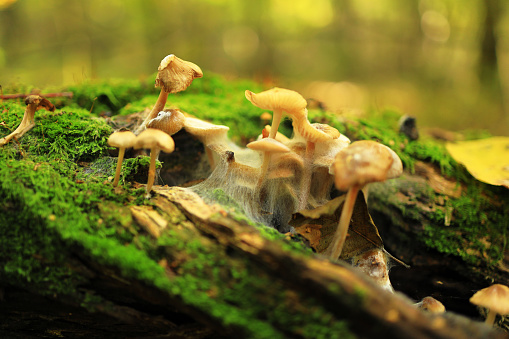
top-left (65, 78), bottom-right (156, 114)
top-left (122, 156), bottom-right (162, 184)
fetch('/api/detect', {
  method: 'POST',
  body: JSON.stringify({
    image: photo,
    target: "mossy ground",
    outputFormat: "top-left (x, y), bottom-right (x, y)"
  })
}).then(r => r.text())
top-left (0, 77), bottom-right (353, 338)
top-left (0, 74), bottom-right (506, 336)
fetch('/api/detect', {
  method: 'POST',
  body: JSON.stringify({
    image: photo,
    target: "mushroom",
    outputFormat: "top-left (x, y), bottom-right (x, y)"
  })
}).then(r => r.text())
top-left (245, 87), bottom-right (307, 139)
top-left (416, 296), bottom-right (446, 314)
top-left (0, 95), bottom-right (55, 146)
top-left (147, 108), bottom-right (186, 136)
top-left (136, 55), bottom-right (202, 134)
top-left (184, 117), bottom-right (229, 170)
top-left (470, 284), bottom-right (509, 325)
top-left (246, 137), bottom-right (291, 188)
top-left (133, 128), bottom-right (175, 197)
top-left (292, 120), bottom-right (343, 210)
top-left (107, 129), bottom-right (136, 187)
top-left (323, 140), bottom-right (403, 260)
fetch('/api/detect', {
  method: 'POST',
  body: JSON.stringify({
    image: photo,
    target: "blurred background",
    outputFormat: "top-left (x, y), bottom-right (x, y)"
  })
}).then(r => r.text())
top-left (0, 0), bottom-right (508, 135)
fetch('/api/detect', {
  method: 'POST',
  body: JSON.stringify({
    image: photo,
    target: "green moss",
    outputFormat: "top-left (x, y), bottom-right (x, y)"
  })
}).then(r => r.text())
top-left (122, 156), bottom-right (161, 183)
top-left (0, 95), bottom-right (353, 338)
top-left (66, 78), bottom-right (156, 114)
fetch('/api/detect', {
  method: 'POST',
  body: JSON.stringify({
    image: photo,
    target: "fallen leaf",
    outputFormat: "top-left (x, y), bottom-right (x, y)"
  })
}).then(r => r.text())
top-left (290, 190), bottom-right (383, 259)
top-left (446, 137), bottom-right (509, 188)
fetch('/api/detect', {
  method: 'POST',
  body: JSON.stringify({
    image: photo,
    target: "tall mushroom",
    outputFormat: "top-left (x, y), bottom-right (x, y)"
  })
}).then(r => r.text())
top-left (245, 87), bottom-right (307, 184)
top-left (133, 128), bottom-right (175, 198)
top-left (0, 95), bottom-right (55, 146)
top-left (245, 87), bottom-right (307, 139)
top-left (136, 55), bottom-right (202, 134)
top-left (323, 140), bottom-right (403, 260)
top-left (470, 284), bottom-right (509, 325)
top-left (107, 129), bottom-right (136, 187)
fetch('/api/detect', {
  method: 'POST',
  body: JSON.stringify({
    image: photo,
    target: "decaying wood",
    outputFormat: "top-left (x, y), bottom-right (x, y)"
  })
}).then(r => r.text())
top-left (113, 186), bottom-right (505, 339)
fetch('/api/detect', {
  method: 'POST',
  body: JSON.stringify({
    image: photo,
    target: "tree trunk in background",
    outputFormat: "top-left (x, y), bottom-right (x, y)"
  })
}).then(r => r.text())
top-left (479, 0), bottom-right (507, 118)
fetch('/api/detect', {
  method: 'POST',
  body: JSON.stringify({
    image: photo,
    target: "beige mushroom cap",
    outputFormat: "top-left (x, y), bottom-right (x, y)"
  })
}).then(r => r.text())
top-left (247, 138), bottom-right (291, 153)
top-left (293, 119), bottom-right (339, 144)
top-left (25, 95), bottom-right (55, 112)
top-left (147, 109), bottom-right (186, 136)
top-left (155, 54), bottom-right (203, 93)
top-left (470, 284), bottom-right (509, 315)
top-left (245, 88), bottom-right (307, 119)
top-left (133, 128), bottom-right (175, 153)
top-left (108, 130), bottom-right (137, 149)
top-left (333, 140), bottom-right (403, 190)
top-left (418, 296), bottom-right (446, 314)
top-left (184, 117), bottom-right (229, 144)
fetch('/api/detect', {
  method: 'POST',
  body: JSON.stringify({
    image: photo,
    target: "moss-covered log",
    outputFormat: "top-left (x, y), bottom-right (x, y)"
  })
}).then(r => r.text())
top-left (0, 75), bottom-right (508, 337)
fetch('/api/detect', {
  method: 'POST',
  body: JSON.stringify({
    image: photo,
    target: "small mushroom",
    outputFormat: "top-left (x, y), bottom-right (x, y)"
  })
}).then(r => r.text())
top-left (147, 108), bottom-right (186, 136)
top-left (247, 137), bottom-right (291, 188)
top-left (245, 87), bottom-right (307, 139)
top-left (323, 140), bottom-right (403, 260)
top-left (470, 284), bottom-right (509, 325)
top-left (136, 55), bottom-right (202, 134)
top-left (0, 95), bottom-right (55, 146)
top-left (107, 129), bottom-right (136, 187)
top-left (416, 296), bottom-right (446, 314)
top-left (133, 128), bottom-right (175, 197)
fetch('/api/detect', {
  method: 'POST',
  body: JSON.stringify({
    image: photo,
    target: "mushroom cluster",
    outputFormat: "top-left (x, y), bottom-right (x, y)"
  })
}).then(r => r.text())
top-left (106, 54), bottom-right (404, 291)
top-left (107, 128), bottom-right (175, 197)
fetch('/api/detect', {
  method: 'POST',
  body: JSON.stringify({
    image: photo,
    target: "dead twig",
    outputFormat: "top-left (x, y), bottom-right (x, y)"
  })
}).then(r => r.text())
top-left (0, 92), bottom-right (73, 100)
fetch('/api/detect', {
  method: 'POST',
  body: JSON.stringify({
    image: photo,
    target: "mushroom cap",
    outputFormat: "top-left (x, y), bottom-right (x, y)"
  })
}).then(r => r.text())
top-left (147, 109), bottom-right (186, 136)
top-left (293, 119), bottom-right (338, 144)
top-left (108, 130), bottom-right (137, 149)
top-left (247, 137), bottom-right (291, 154)
top-left (470, 284), bottom-right (509, 315)
top-left (155, 54), bottom-right (203, 93)
top-left (245, 87), bottom-right (307, 119)
top-left (133, 128), bottom-right (175, 153)
top-left (333, 140), bottom-right (403, 190)
top-left (183, 117), bottom-right (229, 144)
top-left (25, 95), bottom-right (55, 112)
top-left (419, 297), bottom-right (446, 314)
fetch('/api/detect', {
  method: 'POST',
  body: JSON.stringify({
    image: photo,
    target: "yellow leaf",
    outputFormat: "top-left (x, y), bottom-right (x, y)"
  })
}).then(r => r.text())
top-left (446, 137), bottom-right (509, 188)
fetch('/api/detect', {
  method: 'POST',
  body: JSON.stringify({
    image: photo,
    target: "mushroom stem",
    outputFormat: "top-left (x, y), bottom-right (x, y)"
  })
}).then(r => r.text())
top-left (0, 104), bottom-right (37, 146)
top-left (297, 141), bottom-right (315, 210)
top-left (136, 89), bottom-right (169, 134)
top-left (112, 147), bottom-right (126, 187)
top-left (269, 109), bottom-right (283, 139)
top-left (485, 309), bottom-right (497, 325)
top-left (205, 147), bottom-right (216, 170)
top-left (324, 184), bottom-right (361, 260)
top-left (257, 151), bottom-right (272, 188)
top-left (146, 148), bottom-right (160, 196)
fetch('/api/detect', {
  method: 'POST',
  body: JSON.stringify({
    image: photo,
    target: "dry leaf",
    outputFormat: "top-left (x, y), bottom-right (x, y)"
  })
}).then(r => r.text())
top-left (290, 191), bottom-right (383, 259)
top-left (446, 137), bottom-right (509, 188)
